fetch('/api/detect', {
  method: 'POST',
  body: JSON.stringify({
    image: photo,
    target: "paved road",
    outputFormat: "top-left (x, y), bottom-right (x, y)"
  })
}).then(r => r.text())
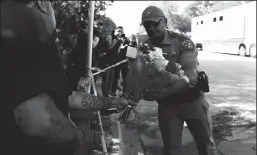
top-left (198, 51), bottom-right (256, 121)
top-left (130, 51), bottom-right (256, 155)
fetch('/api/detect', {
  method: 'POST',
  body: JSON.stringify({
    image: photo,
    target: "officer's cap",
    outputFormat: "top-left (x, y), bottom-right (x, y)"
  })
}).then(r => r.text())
top-left (141, 6), bottom-right (165, 25)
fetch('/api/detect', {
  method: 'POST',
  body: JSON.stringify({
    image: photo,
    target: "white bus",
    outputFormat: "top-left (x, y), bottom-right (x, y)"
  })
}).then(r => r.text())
top-left (191, 1), bottom-right (256, 57)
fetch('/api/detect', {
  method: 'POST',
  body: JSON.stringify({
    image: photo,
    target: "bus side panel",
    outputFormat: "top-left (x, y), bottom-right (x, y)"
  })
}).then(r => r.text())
top-left (192, 2), bottom-right (256, 55)
top-left (203, 39), bottom-right (244, 54)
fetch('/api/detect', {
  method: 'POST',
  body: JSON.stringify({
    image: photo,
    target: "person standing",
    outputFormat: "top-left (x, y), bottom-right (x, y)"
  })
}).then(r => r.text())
top-left (140, 6), bottom-right (218, 155)
top-left (117, 34), bottom-right (130, 90)
top-left (106, 27), bottom-right (124, 96)
top-left (129, 34), bottom-right (138, 48)
top-left (1, 2), bottom-right (136, 155)
top-left (65, 17), bottom-right (102, 95)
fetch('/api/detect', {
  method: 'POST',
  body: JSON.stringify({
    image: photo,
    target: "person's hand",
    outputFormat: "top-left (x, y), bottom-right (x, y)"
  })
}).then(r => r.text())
top-left (77, 78), bottom-right (85, 88)
top-left (112, 97), bottom-right (137, 110)
top-left (68, 91), bottom-right (85, 110)
top-left (120, 44), bottom-right (128, 49)
top-left (188, 76), bottom-right (199, 88)
top-left (141, 87), bottom-right (170, 101)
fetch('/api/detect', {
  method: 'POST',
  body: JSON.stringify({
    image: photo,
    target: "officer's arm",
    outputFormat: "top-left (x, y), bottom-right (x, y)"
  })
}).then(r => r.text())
top-left (178, 39), bottom-right (199, 80)
top-left (14, 93), bottom-right (83, 148)
top-left (164, 39), bottom-right (198, 95)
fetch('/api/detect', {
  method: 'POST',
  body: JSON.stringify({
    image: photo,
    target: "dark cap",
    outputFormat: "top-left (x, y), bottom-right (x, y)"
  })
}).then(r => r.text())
top-left (97, 21), bottom-right (103, 26)
top-left (141, 6), bottom-right (165, 24)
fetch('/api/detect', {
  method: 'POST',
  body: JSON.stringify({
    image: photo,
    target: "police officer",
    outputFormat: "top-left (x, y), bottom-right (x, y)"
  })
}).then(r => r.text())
top-left (140, 6), bottom-right (218, 155)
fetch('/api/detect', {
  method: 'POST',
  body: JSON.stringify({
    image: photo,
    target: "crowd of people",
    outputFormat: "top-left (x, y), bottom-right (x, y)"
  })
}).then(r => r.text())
top-left (1, 1), bottom-right (218, 155)
top-left (55, 15), bottom-right (138, 97)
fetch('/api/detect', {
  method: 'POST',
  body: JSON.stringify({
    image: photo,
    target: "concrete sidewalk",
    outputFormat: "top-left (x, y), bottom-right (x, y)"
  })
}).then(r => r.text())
top-left (92, 78), bottom-right (256, 155)
top-left (130, 99), bottom-right (256, 155)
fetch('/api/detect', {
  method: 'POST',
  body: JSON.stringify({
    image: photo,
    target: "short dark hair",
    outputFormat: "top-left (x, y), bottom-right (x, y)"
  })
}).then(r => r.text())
top-left (97, 21), bottom-right (103, 26)
top-left (117, 26), bottom-right (123, 29)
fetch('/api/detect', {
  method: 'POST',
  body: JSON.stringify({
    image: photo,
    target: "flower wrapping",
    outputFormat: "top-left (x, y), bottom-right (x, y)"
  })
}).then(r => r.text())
top-left (138, 43), bottom-right (184, 77)
top-left (124, 43), bottom-right (185, 102)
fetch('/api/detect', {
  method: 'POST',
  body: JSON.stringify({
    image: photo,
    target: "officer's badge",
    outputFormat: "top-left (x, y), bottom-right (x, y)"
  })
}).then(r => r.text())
top-left (181, 40), bottom-right (195, 52)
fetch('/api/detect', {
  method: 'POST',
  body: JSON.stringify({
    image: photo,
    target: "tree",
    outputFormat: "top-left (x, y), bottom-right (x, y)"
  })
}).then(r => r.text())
top-left (183, 1), bottom-right (214, 19)
top-left (51, 1), bottom-right (115, 68)
top-left (183, 1), bottom-right (253, 19)
top-left (168, 14), bottom-right (191, 34)
top-left (159, 2), bottom-right (191, 33)
top-left (51, 1), bottom-right (113, 29)
top-left (158, 1), bottom-right (179, 30)
top-left (101, 17), bottom-right (117, 38)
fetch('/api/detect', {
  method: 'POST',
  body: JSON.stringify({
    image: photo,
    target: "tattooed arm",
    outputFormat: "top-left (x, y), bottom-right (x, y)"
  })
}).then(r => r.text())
top-left (68, 91), bottom-right (135, 111)
top-left (14, 93), bottom-right (83, 148)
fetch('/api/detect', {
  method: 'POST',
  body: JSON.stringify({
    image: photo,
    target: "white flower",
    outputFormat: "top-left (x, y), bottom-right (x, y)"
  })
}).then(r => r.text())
top-left (138, 45), bottom-right (184, 74)
top-left (146, 47), bottom-right (168, 71)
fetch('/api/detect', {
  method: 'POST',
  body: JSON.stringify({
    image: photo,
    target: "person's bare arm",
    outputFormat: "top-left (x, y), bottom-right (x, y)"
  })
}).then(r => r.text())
top-left (68, 91), bottom-right (135, 111)
top-left (92, 36), bottom-right (100, 48)
top-left (14, 93), bottom-right (83, 148)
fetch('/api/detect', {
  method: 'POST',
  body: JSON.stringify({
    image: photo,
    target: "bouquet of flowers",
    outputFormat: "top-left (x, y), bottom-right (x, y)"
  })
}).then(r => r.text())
top-left (124, 43), bottom-right (186, 102)
top-left (138, 43), bottom-right (184, 77)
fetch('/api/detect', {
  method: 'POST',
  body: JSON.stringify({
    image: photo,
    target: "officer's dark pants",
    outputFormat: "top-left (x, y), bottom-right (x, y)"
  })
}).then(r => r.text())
top-left (158, 96), bottom-right (218, 155)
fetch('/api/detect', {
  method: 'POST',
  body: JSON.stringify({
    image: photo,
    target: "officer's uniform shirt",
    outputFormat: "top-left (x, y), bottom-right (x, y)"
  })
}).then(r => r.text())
top-left (147, 30), bottom-right (198, 66)
top-left (146, 30), bottom-right (203, 104)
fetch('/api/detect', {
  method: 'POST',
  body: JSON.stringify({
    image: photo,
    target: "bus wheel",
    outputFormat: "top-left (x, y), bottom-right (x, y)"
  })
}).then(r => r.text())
top-left (238, 45), bottom-right (246, 56)
top-left (249, 44), bottom-right (256, 58)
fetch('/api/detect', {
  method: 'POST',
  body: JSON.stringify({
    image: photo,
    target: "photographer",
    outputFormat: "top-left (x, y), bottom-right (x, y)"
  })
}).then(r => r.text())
top-left (105, 27), bottom-right (125, 96)
top-left (118, 34), bottom-right (130, 89)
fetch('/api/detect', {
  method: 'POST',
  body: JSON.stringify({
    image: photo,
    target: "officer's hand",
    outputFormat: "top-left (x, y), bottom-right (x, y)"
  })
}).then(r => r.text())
top-left (112, 97), bottom-right (137, 110)
top-left (189, 77), bottom-right (199, 88)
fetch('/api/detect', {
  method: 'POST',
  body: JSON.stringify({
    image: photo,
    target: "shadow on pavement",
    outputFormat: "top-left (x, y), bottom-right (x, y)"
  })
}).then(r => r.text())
top-left (125, 106), bottom-right (256, 155)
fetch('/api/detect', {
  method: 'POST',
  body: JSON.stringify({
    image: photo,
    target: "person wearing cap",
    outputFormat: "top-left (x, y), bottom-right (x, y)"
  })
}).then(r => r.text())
top-left (140, 6), bottom-right (218, 155)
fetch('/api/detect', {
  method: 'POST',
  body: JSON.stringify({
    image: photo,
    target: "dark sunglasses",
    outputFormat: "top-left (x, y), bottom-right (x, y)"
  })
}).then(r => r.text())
top-left (142, 18), bottom-right (163, 29)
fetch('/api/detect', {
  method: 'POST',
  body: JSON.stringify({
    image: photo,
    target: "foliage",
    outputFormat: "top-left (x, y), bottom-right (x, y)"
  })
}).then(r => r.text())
top-left (168, 13), bottom-right (191, 34)
top-left (101, 17), bottom-right (117, 38)
top-left (51, 1), bottom-right (115, 68)
top-left (51, 0), bottom-right (113, 29)
top-left (183, 1), bottom-right (214, 19)
top-left (159, 2), bottom-right (191, 33)
top-left (183, 1), bottom-right (253, 19)
top-left (165, 1), bottom-right (253, 33)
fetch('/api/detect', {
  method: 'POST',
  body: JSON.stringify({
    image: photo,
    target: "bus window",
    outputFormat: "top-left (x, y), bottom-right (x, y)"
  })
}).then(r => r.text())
top-left (213, 17), bottom-right (216, 22)
top-left (219, 16), bottom-right (223, 21)
top-left (197, 21), bottom-right (199, 25)
top-left (201, 21), bottom-right (203, 24)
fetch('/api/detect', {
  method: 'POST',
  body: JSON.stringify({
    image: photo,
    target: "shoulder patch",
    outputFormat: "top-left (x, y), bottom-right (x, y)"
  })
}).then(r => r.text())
top-left (180, 40), bottom-right (195, 51)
